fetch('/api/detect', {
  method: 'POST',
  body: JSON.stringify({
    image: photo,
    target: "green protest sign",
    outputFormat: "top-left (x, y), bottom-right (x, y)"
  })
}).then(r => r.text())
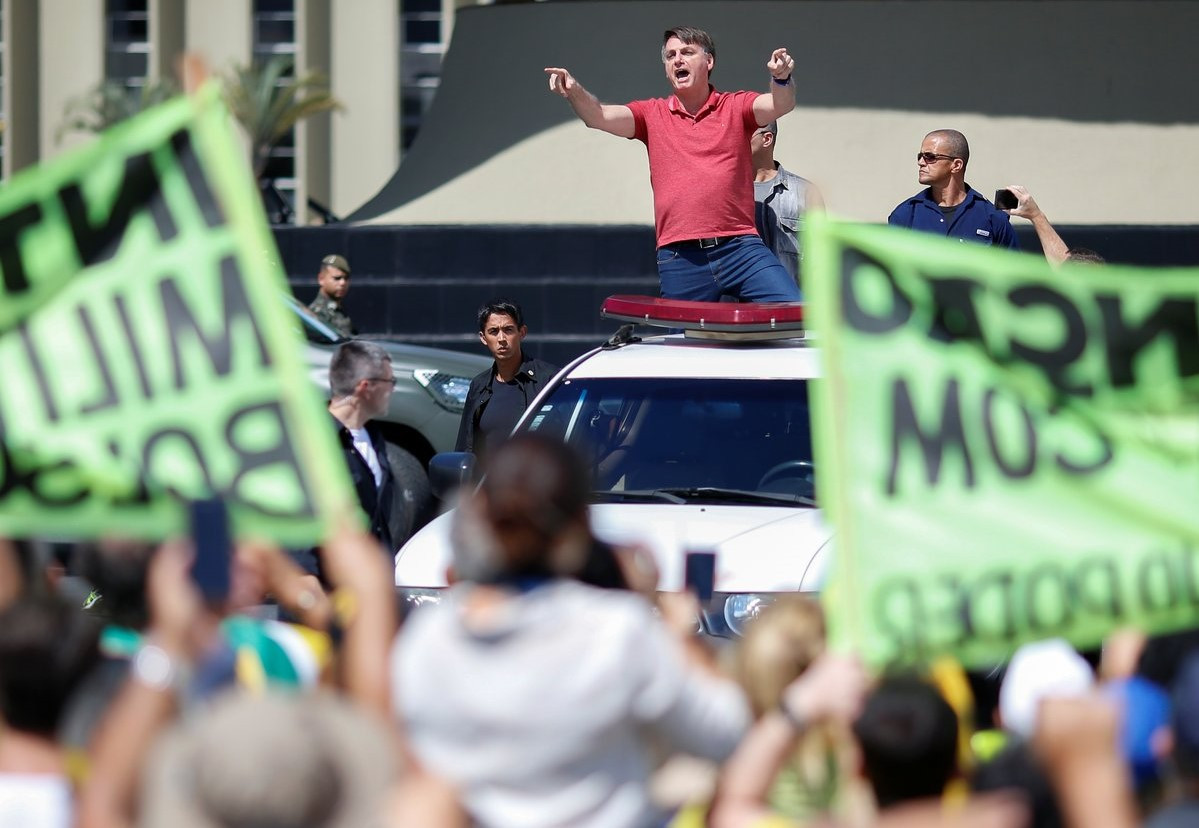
top-left (806, 215), bottom-right (1199, 668)
top-left (0, 85), bottom-right (355, 545)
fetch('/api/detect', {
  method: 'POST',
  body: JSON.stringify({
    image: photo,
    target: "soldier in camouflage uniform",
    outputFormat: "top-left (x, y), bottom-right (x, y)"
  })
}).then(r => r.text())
top-left (309, 253), bottom-right (356, 337)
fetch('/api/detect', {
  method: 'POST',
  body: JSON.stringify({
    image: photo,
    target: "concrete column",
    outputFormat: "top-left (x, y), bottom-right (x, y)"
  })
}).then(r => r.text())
top-left (184, 0), bottom-right (252, 184)
top-left (445, 0), bottom-right (462, 44)
top-left (184, 0), bottom-right (251, 74)
top-left (39, 0), bottom-right (103, 158)
top-left (150, 0), bottom-right (185, 83)
top-left (3, 0), bottom-right (40, 176)
top-left (297, 0), bottom-right (330, 222)
top-left (330, 0), bottom-right (398, 218)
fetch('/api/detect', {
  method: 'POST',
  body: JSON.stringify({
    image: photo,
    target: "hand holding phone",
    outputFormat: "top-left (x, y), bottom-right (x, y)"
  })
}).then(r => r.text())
top-left (188, 498), bottom-right (231, 606)
top-left (994, 188), bottom-right (1019, 211)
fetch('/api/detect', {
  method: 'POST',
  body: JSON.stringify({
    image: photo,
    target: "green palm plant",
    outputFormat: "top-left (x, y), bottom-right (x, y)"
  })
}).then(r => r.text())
top-left (222, 55), bottom-right (342, 180)
top-left (57, 79), bottom-right (179, 142)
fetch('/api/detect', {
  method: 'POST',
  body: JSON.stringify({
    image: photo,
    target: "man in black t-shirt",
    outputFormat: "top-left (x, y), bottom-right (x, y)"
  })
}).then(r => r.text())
top-left (456, 300), bottom-right (557, 458)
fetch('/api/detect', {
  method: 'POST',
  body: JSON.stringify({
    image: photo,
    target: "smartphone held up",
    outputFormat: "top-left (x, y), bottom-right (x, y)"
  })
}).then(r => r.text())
top-left (188, 497), bottom-right (231, 606)
top-left (994, 188), bottom-right (1019, 211)
top-left (684, 550), bottom-right (717, 603)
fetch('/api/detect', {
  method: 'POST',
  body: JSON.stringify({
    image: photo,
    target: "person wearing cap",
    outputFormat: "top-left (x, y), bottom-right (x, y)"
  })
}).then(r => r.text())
top-left (309, 253), bottom-right (356, 337)
top-left (545, 27), bottom-right (802, 302)
top-left (998, 637), bottom-right (1094, 740)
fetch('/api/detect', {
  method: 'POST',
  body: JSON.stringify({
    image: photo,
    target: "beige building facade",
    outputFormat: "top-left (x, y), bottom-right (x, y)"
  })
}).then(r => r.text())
top-left (5, 2), bottom-right (1195, 229)
top-left (0, 0), bottom-right (480, 222)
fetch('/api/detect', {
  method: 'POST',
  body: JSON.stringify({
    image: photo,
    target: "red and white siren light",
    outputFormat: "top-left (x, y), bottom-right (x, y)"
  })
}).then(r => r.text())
top-left (600, 295), bottom-right (805, 335)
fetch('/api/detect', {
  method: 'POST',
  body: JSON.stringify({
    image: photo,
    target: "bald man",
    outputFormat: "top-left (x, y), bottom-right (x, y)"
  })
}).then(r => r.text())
top-left (888, 129), bottom-right (1018, 249)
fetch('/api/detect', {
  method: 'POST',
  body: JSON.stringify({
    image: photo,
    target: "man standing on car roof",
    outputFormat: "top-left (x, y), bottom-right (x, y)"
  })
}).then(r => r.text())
top-left (545, 26), bottom-right (801, 303)
top-left (456, 300), bottom-right (557, 459)
top-left (309, 253), bottom-right (357, 337)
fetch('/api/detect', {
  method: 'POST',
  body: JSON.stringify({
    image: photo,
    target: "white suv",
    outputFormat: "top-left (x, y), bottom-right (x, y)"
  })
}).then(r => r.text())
top-left (394, 296), bottom-right (831, 636)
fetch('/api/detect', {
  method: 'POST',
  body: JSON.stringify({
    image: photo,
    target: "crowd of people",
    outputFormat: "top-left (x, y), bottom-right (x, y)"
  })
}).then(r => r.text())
top-left (3, 430), bottom-right (1199, 827)
top-left (0, 22), bottom-right (1152, 828)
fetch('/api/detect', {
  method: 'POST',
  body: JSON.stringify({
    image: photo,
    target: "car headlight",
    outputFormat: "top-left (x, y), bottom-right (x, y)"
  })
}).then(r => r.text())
top-left (396, 587), bottom-right (444, 614)
top-left (413, 370), bottom-right (474, 413)
top-left (722, 593), bottom-right (777, 636)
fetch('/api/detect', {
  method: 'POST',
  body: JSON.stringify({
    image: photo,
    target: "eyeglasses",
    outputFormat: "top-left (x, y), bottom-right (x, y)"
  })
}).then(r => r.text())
top-left (369, 377), bottom-right (397, 386)
top-left (916, 152), bottom-right (957, 164)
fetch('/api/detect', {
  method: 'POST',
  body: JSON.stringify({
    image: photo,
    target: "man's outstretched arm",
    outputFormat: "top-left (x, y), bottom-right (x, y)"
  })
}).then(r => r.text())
top-left (1003, 184), bottom-right (1069, 265)
top-left (545, 67), bottom-right (635, 138)
top-left (752, 47), bottom-right (796, 125)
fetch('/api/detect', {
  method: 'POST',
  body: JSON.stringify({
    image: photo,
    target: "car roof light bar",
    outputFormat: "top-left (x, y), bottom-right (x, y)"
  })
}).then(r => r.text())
top-left (600, 295), bottom-right (806, 334)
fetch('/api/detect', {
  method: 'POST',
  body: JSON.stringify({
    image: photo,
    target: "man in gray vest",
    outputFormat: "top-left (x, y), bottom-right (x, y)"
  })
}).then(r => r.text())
top-left (751, 121), bottom-right (823, 287)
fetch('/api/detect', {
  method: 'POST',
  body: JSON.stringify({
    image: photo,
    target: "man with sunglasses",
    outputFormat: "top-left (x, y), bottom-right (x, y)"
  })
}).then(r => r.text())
top-left (545, 27), bottom-right (802, 302)
top-left (888, 130), bottom-right (1018, 249)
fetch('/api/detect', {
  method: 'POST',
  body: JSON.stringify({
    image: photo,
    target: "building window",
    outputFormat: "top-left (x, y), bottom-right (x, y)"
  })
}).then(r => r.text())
top-left (105, 0), bottom-right (150, 99)
top-left (399, 0), bottom-right (446, 151)
top-left (254, 0), bottom-right (297, 60)
top-left (253, 0), bottom-right (297, 222)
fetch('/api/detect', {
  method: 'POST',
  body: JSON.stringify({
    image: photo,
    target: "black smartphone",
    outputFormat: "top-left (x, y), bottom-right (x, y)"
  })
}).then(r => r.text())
top-left (684, 550), bottom-right (717, 603)
top-left (188, 498), bottom-right (231, 606)
top-left (994, 188), bottom-right (1018, 210)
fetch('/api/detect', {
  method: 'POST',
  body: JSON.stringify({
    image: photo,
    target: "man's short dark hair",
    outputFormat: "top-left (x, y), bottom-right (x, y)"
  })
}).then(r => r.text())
top-left (927, 129), bottom-right (970, 169)
top-left (1065, 247), bottom-right (1106, 265)
top-left (77, 539), bottom-right (157, 630)
top-left (853, 675), bottom-right (959, 809)
top-left (329, 340), bottom-right (390, 398)
top-left (662, 26), bottom-right (716, 66)
top-left (0, 596), bottom-right (101, 736)
top-left (477, 299), bottom-right (524, 333)
top-left (972, 742), bottom-right (1062, 828)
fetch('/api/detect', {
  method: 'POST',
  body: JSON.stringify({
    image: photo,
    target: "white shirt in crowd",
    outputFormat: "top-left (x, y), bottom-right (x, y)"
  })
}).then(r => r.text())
top-left (393, 579), bottom-right (750, 828)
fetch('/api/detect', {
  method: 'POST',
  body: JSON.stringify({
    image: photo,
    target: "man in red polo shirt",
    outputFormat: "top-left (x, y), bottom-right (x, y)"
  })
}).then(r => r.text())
top-left (546, 26), bottom-right (802, 303)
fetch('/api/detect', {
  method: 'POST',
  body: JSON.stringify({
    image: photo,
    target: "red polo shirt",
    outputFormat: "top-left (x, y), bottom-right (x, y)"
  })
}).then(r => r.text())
top-left (627, 87), bottom-right (761, 247)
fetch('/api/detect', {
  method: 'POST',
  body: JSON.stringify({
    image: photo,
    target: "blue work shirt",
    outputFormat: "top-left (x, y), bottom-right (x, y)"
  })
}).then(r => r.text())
top-left (888, 185), bottom-right (1019, 249)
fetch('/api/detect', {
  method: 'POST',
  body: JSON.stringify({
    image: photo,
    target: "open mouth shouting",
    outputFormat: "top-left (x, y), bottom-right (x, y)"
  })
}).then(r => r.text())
top-left (663, 37), bottom-right (710, 92)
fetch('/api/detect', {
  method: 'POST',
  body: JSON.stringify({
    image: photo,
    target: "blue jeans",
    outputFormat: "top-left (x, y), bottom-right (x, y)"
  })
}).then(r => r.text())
top-left (655, 235), bottom-right (802, 302)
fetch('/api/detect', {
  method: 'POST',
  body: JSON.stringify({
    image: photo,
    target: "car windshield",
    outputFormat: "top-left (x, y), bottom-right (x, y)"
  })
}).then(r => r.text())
top-left (285, 294), bottom-right (347, 345)
top-left (520, 377), bottom-right (815, 504)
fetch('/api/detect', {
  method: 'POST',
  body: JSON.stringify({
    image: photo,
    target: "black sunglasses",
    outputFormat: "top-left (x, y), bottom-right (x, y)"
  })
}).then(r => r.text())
top-left (916, 152), bottom-right (957, 164)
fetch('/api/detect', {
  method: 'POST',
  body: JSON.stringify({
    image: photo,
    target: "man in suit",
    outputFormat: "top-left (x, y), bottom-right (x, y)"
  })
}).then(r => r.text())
top-left (329, 341), bottom-right (396, 551)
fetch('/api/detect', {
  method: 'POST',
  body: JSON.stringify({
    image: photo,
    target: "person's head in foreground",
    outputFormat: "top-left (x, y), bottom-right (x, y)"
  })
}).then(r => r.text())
top-left (450, 433), bottom-right (592, 584)
top-left (853, 675), bottom-right (959, 809)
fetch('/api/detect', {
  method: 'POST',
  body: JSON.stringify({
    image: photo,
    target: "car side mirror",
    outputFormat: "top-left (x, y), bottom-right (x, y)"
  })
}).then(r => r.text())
top-left (428, 452), bottom-right (476, 501)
